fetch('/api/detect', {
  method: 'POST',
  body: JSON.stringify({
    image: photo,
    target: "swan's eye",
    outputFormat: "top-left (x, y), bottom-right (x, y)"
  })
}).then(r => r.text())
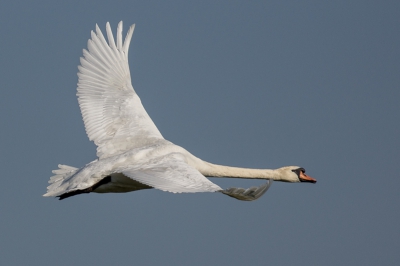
top-left (295, 167), bottom-right (316, 183)
top-left (291, 168), bottom-right (305, 177)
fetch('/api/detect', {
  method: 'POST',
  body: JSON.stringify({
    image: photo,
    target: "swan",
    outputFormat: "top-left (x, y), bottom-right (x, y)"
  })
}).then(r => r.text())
top-left (43, 22), bottom-right (316, 201)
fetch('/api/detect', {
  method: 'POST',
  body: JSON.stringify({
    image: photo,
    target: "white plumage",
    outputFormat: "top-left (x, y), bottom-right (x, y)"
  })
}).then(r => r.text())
top-left (44, 22), bottom-right (316, 201)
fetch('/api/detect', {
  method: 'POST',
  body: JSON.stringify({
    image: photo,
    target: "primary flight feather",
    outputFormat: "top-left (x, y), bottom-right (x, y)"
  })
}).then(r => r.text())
top-left (44, 21), bottom-right (316, 201)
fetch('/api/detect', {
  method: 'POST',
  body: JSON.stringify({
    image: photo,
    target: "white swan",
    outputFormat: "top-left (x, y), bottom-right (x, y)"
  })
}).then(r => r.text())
top-left (43, 22), bottom-right (316, 201)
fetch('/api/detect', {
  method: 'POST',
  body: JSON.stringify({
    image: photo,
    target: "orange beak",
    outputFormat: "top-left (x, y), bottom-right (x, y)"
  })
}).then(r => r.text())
top-left (299, 171), bottom-right (317, 183)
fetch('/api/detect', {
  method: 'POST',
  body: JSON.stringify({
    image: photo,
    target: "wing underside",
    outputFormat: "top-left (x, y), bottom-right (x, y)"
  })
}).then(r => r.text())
top-left (220, 180), bottom-right (273, 201)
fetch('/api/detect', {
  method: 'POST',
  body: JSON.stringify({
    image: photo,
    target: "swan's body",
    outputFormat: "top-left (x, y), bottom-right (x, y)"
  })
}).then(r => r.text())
top-left (44, 22), bottom-right (316, 201)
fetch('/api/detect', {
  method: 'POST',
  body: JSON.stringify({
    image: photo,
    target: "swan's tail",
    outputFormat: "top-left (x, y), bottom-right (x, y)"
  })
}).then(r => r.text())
top-left (43, 164), bottom-right (79, 197)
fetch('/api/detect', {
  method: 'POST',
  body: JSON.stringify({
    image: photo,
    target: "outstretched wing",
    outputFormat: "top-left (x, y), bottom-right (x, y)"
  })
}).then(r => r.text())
top-left (117, 153), bottom-right (222, 193)
top-left (77, 21), bottom-right (164, 159)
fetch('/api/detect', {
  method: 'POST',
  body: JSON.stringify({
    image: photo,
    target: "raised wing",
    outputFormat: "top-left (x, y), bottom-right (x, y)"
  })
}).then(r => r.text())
top-left (117, 153), bottom-right (222, 193)
top-left (77, 21), bottom-right (164, 159)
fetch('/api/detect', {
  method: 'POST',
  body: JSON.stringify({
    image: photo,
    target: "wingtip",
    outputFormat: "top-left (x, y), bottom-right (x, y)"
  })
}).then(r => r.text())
top-left (117, 21), bottom-right (123, 50)
top-left (122, 23), bottom-right (135, 53)
top-left (105, 22), bottom-right (117, 49)
top-left (95, 24), bottom-right (102, 36)
top-left (220, 179), bottom-right (273, 201)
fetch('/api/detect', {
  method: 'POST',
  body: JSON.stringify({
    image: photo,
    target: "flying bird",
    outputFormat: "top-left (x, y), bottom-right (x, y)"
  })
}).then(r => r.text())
top-left (44, 22), bottom-right (316, 201)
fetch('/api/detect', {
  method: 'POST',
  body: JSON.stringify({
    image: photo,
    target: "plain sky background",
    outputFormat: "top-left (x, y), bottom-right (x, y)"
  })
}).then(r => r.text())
top-left (0, 1), bottom-right (399, 265)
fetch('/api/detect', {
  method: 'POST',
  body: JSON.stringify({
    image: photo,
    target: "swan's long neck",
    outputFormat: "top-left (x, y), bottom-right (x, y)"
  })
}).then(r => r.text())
top-left (183, 149), bottom-right (283, 181)
top-left (197, 161), bottom-right (280, 180)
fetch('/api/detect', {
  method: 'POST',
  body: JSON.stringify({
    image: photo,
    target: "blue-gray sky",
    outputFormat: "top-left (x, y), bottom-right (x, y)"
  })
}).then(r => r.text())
top-left (1, 1), bottom-right (399, 265)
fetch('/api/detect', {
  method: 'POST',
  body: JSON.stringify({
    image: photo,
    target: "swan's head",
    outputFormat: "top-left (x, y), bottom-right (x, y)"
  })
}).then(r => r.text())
top-left (275, 166), bottom-right (317, 183)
